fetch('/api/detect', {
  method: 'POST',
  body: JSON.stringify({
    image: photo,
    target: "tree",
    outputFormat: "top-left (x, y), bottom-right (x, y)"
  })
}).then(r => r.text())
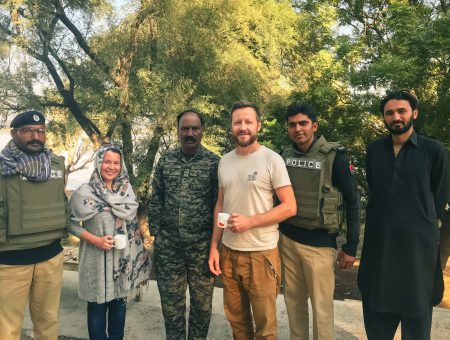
top-left (333, 0), bottom-right (450, 146)
top-left (0, 0), bottom-right (301, 216)
top-left (284, 0), bottom-right (450, 195)
top-left (2, 0), bottom-right (447, 213)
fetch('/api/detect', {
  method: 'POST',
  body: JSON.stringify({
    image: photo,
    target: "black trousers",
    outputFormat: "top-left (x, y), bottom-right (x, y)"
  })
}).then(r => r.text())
top-left (362, 299), bottom-right (433, 340)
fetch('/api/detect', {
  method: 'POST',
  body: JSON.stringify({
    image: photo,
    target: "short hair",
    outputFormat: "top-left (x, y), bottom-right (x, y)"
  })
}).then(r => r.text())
top-left (176, 109), bottom-right (204, 127)
top-left (105, 147), bottom-right (121, 156)
top-left (285, 103), bottom-right (317, 123)
top-left (101, 143), bottom-right (122, 158)
top-left (380, 90), bottom-right (418, 113)
top-left (230, 101), bottom-right (261, 122)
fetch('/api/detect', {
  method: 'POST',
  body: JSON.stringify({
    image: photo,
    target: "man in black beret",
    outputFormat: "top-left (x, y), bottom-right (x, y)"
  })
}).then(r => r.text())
top-left (0, 111), bottom-right (68, 340)
top-left (9, 110), bottom-right (46, 154)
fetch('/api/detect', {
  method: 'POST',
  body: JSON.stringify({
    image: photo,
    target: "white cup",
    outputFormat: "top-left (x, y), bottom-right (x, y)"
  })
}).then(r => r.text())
top-left (217, 213), bottom-right (230, 229)
top-left (114, 234), bottom-right (127, 250)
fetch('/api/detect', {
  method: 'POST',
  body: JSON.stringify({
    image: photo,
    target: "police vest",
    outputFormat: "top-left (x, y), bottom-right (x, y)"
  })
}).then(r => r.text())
top-left (282, 136), bottom-right (344, 233)
top-left (0, 155), bottom-right (68, 251)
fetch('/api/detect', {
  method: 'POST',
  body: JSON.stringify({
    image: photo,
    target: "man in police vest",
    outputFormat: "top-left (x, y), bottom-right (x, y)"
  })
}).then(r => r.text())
top-left (0, 111), bottom-right (68, 340)
top-left (280, 103), bottom-right (360, 340)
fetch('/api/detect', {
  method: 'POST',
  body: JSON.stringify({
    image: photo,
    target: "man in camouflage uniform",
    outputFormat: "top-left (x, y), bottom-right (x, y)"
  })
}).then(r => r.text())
top-left (149, 109), bottom-right (220, 340)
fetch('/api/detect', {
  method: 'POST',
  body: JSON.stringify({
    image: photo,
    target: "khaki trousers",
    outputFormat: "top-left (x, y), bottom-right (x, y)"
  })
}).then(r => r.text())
top-left (0, 251), bottom-right (64, 340)
top-left (220, 245), bottom-right (281, 340)
top-left (280, 234), bottom-right (336, 340)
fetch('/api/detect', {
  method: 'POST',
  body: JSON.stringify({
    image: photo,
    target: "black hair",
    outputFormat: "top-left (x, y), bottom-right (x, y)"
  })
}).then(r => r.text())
top-left (285, 103), bottom-right (317, 123)
top-left (106, 148), bottom-right (121, 156)
top-left (176, 109), bottom-right (205, 127)
top-left (100, 143), bottom-right (122, 159)
top-left (380, 90), bottom-right (419, 113)
top-left (230, 101), bottom-right (261, 122)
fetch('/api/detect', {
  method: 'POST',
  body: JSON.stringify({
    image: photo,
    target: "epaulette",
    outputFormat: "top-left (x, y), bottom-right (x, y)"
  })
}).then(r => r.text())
top-left (336, 146), bottom-right (347, 153)
top-left (319, 142), bottom-right (342, 155)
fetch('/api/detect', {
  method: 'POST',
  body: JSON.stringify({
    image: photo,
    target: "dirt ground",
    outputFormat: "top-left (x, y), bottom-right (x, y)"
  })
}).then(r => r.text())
top-left (334, 261), bottom-right (362, 301)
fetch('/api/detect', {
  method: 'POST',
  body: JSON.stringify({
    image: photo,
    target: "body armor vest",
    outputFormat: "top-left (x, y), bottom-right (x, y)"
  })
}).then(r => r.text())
top-left (282, 136), bottom-right (343, 233)
top-left (0, 155), bottom-right (68, 251)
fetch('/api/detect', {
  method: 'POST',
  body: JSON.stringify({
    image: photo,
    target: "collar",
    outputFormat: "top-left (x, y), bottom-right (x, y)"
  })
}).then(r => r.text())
top-left (292, 135), bottom-right (323, 155)
top-left (178, 145), bottom-right (205, 162)
top-left (384, 130), bottom-right (418, 147)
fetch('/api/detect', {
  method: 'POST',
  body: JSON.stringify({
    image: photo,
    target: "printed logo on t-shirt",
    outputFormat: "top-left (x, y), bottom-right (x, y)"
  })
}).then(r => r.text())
top-left (247, 171), bottom-right (258, 181)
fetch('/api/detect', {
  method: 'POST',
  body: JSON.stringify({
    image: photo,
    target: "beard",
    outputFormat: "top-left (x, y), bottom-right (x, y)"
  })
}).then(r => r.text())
top-left (234, 133), bottom-right (257, 147)
top-left (384, 116), bottom-right (414, 135)
top-left (15, 139), bottom-right (44, 154)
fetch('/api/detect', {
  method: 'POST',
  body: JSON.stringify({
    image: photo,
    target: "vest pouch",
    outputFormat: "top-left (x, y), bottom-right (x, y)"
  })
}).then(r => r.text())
top-left (9, 228), bottom-right (67, 246)
top-left (296, 189), bottom-right (321, 218)
top-left (0, 199), bottom-right (6, 243)
top-left (7, 201), bottom-right (67, 236)
top-left (321, 195), bottom-right (342, 227)
top-left (6, 173), bottom-right (67, 237)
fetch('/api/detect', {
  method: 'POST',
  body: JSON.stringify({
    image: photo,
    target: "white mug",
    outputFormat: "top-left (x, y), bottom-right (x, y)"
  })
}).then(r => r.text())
top-left (114, 234), bottom-right (127, 250)
top-left (217, 213), bottom-right (230, 229)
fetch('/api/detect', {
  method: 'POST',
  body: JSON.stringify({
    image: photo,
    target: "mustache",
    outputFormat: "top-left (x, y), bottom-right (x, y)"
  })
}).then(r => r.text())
top-left (27, 140), bottom-right (44, 147)
top-left (390, 120), bottom-right (404, 126)
top-left (183, 136), bottom-right (196, 142)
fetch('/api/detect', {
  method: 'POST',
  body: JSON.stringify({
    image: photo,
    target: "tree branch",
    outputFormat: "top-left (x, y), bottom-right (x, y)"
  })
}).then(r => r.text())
top-left (67, 150), bottom-right (95, 174)
top-left (48, 45), bottom-right (75, 94)
top-left (42, 101), bottom-right (67, 108)
top-left (52, 0), bottom-right (114, 82)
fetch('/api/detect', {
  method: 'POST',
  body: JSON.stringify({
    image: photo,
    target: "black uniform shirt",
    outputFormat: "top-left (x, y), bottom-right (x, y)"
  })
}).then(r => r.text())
top-left (0, 240), bottom-right (62, 265)
top-left (280, 137), bottom-right (361, 256)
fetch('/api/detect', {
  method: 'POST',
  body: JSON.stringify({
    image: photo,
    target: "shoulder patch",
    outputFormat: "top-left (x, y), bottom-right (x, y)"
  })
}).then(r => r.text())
top-left (349, 163), bottom-right (355, 174)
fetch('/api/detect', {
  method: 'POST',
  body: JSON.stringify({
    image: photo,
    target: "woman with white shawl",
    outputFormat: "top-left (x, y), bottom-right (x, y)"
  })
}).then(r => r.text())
top-left (69, 144), bottom-right (150, 340)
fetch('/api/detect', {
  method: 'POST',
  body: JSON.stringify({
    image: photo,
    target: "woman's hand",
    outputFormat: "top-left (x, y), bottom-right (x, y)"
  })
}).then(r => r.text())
top-left (94, 235), bottom-right (114, 251)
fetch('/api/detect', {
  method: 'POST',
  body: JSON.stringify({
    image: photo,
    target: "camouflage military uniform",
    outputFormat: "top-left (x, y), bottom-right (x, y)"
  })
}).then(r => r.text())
top-left (149, 145), bottom-right (219, 340)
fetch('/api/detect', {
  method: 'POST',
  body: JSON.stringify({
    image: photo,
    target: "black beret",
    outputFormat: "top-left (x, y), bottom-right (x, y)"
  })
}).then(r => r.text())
top-left (10, 111), bottom-right (46, 128)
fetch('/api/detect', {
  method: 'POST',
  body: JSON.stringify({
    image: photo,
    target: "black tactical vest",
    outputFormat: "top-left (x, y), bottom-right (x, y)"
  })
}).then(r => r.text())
top-left (282, 136), bottom-right (343, 233)
top-left (0, 155), bottom-right (68, 251)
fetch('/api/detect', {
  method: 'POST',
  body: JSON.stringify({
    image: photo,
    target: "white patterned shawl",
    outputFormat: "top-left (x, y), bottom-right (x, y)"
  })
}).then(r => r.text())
top-left (69, 145), bottom-right (150, 298)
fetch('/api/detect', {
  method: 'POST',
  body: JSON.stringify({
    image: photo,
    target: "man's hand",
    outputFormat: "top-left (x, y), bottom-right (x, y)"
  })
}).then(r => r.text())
top-left (94, 235), bottom-right (114, 251)
top-left (228, 213), bottom-right (253, 233)
top-left (336, 250), bottom-right (356, 269)
top-left (208, 244), bottom-right (221, 275)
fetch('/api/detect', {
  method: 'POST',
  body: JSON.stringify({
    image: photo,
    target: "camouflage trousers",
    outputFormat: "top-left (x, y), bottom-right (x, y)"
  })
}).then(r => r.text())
top-left (155, 237), bottom-right (214, 340)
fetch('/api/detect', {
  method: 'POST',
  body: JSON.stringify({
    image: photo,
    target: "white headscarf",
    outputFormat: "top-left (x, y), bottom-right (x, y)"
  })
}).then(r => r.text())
top-left (70, 144), bottom-right (138, 223)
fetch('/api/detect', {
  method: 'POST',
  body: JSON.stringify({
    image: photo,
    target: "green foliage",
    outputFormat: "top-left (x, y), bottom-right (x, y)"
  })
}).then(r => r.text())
top-left (1, 0), bottom-right (449, 208)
